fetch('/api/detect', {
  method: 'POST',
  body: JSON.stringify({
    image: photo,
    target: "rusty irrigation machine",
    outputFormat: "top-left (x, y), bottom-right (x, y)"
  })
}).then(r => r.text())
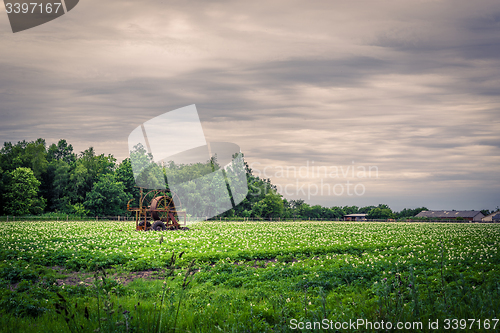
top-left (127, 188), bottom-right (187, 231)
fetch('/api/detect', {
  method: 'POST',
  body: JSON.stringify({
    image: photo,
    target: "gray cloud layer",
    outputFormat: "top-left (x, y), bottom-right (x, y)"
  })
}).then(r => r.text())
top-left (1, 0), bottom-right (499, 210)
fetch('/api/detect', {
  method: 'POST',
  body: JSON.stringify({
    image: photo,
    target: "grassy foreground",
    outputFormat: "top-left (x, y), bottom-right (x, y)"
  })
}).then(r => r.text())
top-left (0, 221), bottom-right (499, 332)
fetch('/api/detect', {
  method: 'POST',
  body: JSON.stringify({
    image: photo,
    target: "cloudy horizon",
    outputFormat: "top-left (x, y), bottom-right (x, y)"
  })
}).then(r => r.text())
top-left (1, 0), bottom-right (499, 211)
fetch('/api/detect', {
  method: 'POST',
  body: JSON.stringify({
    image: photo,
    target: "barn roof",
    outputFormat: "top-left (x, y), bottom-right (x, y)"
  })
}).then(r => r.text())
top-left (483, 211), bottom-right (500, 219)
top-left (415, 210), bottom-right (484, 218)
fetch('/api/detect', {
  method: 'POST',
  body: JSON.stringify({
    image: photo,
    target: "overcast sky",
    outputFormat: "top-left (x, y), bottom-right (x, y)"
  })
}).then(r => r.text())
top-left (1, 0), bottom-right (499, 211)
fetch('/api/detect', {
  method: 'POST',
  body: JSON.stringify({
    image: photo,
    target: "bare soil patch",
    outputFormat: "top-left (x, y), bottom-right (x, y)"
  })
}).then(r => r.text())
top-left (52, 268), bottom-right (170, 287)
top-left (49, 257), bottom-right (304, 287)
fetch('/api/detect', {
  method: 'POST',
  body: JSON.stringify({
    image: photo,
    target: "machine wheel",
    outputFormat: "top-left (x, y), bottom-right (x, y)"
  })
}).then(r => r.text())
top-left (138, 221), bottom-right (152, 228)
top-left (152, 221), bottom-right (166, 231)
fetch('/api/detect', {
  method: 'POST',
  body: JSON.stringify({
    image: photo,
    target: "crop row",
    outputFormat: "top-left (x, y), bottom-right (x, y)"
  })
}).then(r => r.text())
top-left (0, 221), bottom-right (498, 272)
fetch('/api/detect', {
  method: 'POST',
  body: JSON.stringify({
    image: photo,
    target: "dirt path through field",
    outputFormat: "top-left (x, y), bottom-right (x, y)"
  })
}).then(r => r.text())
top-left (50, 257), bottom-right (300, 287)
top-left (51, 267), bottom-right (169, 287)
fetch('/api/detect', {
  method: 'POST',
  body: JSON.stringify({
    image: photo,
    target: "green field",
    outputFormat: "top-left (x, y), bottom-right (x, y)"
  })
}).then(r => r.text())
top-left (1, 221), bottom-right (499, 332)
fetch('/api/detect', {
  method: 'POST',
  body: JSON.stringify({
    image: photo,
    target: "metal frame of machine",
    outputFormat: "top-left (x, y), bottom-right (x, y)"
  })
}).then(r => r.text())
top-left (127, 188), bottom-right (187, 231)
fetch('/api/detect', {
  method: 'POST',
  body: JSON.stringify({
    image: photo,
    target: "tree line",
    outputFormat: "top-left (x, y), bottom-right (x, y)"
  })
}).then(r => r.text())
top-left (0, 138), bottom-right (492, 219)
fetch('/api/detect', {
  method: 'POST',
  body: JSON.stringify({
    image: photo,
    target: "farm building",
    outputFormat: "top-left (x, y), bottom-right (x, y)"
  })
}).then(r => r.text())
top-left (482, 211), bottom-right (500, 222)
top-left (415, 210), bottom-right (484, 222)
top-left (344, 214), bottom-right (367, 221)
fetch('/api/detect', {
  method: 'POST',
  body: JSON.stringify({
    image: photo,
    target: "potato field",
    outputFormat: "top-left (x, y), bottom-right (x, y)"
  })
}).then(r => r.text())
top-left (0, 221), bottom-right (499, 332)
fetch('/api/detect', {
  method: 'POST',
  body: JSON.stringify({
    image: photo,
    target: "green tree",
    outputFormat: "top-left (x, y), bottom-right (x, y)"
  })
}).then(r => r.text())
top-left (0, 139), bottom-right (48, 179)
top-left (288, 199), bottom-right (305, 220)
top-left (342, 206), bottom-right (359, 215)
top-left (0, 141), bottom-right (21, 172)
top-left (241, 209), bottom-right (251, 218)
top-left (47, 139), bottom-right (76, 164)
top-left (309, 205), bottom-right (323, 219)
top-left (115, 158), bottom-right (141, 202)
top-left (367, 204), bottom-right (395, 219)
top-left (49, 160), bottom-right (72, 211)
top-left (24, 139), bottom-right (48, 179)
top-left (78, 147), bottom-right (116, 185)
top-left (129, 143), bottom-right (164, 189)
top-left (68, 162), bottom-right (91, 204)
top-left (298, 202), bottom-right (312, 219)
top-left (84, 174), bottom-right (132, 216)
top-left (42, 140), bottom-right (76, 211)
top-left (480, 209), bottom-right (491, 217)
top-left (4, 167), bottom-right (46, 215)
top-left (260, 191), bottom-right (284, 219)
top-left (70, 203), bottom-right (89, 217)
top-left (359, 205), bottom-right (376, 214)
top-left (331, 206), bottom-right (346, 219)
top-left (0, 166), bottom-right (6, 214)
top-left (282, 198), bottom-right (292, 218)
top-left (322, 206), bottom-right (345, 220)
top-left (251, 201), bottom-right (264, 218)
top-left (397, 207), bottom-right (428, 219)
top-left (65, 148), bottom-right (116, 207)
top-left (232, 159), bottom-right (277, 217)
